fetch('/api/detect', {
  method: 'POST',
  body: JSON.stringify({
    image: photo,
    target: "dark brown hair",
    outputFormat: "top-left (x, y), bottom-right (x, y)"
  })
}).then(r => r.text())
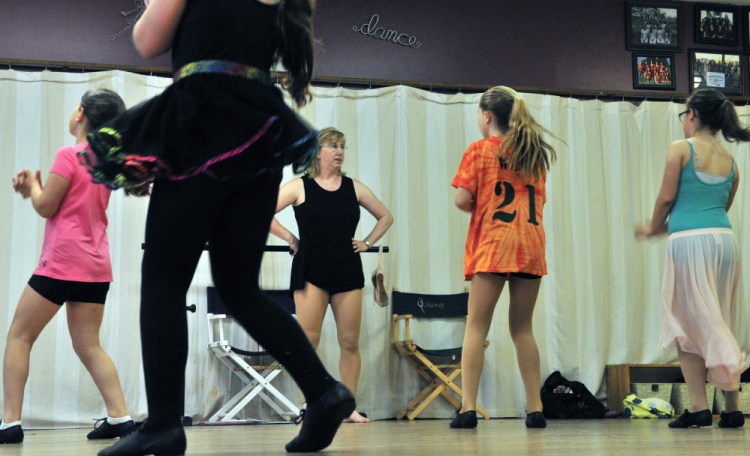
top-left (686, 88), bottom-right (750, 143)
top-left (80, 89), bottom-right (126, 130)
top-left (276, 0), bottom-right (316, 107)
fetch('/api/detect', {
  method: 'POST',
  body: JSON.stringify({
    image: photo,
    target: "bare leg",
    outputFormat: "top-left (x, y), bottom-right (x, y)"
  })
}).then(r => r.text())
top-left (330, 289), bottom-right (368, 423)
top-left (508, 277), bottom-right (543, 413)
top-left (294, 283), bottom-right (330, 350)
top-left (294, 283), bottom-right (331, 407)
top-left (66, 302), bottom-right (128, 418)
top-left (460, 273), bottom-right (504, 413)
top-left (677, 346), bottom-right (709, 411)
top-left (2, 286), bottom-right (60, 424)
top-left (723, 390), bottom-right (740, 413)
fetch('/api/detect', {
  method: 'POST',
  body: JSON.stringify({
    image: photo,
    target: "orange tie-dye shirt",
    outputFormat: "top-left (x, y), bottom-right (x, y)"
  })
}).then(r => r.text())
top-left (451, 136), bottom-right (547, 280)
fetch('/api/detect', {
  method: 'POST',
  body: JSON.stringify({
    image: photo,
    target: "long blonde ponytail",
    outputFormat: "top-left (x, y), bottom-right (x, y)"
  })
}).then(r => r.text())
top-left (480, 86), bottom-right (557, 181)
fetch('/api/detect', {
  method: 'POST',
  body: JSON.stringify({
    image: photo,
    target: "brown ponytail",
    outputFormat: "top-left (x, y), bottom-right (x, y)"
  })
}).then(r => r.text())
top-left (687, 88), bottom-right (750, 143)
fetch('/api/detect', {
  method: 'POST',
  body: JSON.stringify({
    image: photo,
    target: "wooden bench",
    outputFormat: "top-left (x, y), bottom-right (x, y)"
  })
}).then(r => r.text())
top-left (606, 364), bottom-right (682, 412)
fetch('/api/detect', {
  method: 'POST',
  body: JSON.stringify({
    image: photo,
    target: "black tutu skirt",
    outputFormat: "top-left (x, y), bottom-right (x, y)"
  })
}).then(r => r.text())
top-left (80, 72), bottom-right (317, 196)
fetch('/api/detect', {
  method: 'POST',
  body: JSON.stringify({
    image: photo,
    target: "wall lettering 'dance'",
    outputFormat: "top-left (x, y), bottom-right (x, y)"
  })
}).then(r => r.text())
top-left (352, 14), bottom-right (421, 49)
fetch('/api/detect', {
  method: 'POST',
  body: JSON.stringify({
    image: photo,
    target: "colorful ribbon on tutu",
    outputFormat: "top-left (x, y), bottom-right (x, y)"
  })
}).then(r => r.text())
top-left (174, 60), bottom-right (271, 84)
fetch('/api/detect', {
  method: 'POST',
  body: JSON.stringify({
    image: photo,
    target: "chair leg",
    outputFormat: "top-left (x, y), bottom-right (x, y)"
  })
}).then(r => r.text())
top-left (209, 354), bottom-right (300, 422)
top-left (210, 357), bottom-right (262, 421)
top-left (396, 351), bottom-right (437, 419)
top-left (406, 380), bottom-right (448, 420)
top-left (396, 347), bottom-right (493, 420)
top-left (398, 379), bottom-right (441, 419)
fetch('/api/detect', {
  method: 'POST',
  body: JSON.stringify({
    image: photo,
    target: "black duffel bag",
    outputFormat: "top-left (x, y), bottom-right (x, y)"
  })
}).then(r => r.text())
top-left (540, 370), bottom-right (606, 418)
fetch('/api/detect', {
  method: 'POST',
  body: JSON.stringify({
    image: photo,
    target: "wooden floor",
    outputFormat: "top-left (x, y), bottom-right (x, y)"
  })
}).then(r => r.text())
top-left (2, 418), bottom-right (747, 455)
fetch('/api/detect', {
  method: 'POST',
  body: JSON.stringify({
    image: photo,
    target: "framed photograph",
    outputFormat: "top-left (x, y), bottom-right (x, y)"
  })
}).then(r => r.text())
top-left (694, 4), bottom-right (739, 46)
top-left (744, 7), bottom-right (750, 53)
top-left (632, 53), bottom-right (676, 90)
top-left (690, 49), bottom-right (742, 95)
top-left (625, 2), bottom-right (682, 51)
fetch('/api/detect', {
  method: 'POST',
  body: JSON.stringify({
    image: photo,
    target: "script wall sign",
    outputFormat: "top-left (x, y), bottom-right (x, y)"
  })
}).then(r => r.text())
top-left (352, 14), bottom-right (421, 48)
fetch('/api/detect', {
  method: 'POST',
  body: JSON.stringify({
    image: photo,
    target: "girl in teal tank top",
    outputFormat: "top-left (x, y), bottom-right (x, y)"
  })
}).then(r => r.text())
top-left (636, 88), bottom-right (749, 429)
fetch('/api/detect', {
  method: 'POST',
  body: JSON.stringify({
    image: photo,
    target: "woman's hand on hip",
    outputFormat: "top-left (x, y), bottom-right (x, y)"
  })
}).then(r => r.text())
top-left (352, 239), bottom-right (369, 253)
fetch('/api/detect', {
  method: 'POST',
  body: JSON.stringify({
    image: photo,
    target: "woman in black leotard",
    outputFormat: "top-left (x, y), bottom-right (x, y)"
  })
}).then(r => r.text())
top-left (271, 127), bottom-right (393, 423)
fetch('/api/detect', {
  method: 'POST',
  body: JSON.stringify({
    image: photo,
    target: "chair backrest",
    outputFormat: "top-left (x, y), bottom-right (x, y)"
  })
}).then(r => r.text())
top-left (207, 287), bottom-right (295, 316)
top-left (391, 290), bottom-right (468, 319)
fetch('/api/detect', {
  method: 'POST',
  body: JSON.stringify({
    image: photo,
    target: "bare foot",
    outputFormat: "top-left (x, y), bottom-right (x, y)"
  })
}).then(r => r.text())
top-left (342, 410), bottom-right (370, 423)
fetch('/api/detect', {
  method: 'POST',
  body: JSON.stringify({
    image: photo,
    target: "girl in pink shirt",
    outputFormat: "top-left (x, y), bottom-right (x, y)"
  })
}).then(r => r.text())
top-left (1, 89), bottom-right (134, 444)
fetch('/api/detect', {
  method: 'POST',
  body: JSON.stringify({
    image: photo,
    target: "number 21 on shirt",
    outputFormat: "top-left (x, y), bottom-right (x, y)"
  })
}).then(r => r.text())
top-left (492, 181), bottom-right (539, 225)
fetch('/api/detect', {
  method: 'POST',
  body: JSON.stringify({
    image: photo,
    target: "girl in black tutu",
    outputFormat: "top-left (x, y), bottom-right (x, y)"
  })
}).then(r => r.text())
top-left (93, 1), bottom-right (355, 455)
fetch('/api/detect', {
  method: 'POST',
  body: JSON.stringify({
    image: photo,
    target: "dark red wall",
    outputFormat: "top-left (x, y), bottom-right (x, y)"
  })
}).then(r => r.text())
top-left (0, 0), bottom-right (746, 95)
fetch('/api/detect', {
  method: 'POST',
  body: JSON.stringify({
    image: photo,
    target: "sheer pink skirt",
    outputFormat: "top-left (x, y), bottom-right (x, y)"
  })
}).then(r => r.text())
top-left (660, 228), bottom-right (747, 391)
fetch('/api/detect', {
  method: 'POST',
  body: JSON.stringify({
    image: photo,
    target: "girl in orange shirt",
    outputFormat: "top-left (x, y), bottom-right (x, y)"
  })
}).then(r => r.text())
top-left (451, 86), bottom-right (557, 429)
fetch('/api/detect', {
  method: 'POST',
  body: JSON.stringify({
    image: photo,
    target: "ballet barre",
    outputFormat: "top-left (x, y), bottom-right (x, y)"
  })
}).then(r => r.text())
top-left (141, 243), bottom-right (390, 253)
top-left (154, 243), bottom-right (390, 313)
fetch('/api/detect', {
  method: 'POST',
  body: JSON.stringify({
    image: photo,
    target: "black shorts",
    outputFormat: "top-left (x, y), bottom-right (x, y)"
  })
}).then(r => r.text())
top-left (28, 275), bottom-right (110, 306)
top-left (493, 272), bottom-right (542, 280)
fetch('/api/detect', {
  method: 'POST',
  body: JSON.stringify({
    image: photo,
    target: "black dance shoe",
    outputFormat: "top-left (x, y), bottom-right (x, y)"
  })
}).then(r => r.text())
top-left (0, 425), bottom-right (23, 444)
top-left (293, 408), bottom-right (306, 425)
top-left (285, 382), bottom-right (356, 453)
top-left (88, 418), bottom-right (136, 440)
top-left (718, 411), bottom-right (745, 428)
top-left (97, 421), bottom-right (186, 456)
top-left (668, 409), bottom-right (712, 428)
top-left (525, 411), bottom-right (547, 428)
top-left (449, 410), bottom-right (477, 429)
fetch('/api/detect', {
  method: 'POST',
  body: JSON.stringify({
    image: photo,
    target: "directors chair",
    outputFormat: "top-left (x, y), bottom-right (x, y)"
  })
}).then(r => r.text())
top-left (206, 287), bottom-right (300, 422)
top-left (391, 290), bottom-right (490, 420)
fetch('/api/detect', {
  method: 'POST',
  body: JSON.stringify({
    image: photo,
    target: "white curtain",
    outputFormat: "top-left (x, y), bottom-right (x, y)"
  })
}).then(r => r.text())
top-left (1, 69), bottom-right (748, 426)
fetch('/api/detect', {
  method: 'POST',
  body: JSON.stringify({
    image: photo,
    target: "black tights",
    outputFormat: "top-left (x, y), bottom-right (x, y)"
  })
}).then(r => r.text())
top-left (140, 172), bottom-right (335, 429)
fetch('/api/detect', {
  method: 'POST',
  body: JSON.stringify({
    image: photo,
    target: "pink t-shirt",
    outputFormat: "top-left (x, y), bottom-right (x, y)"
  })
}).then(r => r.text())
top-left (33, 143), bottom-right (113, 282)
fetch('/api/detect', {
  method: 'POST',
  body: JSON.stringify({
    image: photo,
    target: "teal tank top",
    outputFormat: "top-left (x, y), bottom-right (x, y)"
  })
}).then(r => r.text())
top-left (667, 140), bottom-right (734, 235)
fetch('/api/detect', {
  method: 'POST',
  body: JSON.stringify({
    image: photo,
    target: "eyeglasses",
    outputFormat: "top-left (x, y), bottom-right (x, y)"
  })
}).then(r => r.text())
top-left (678, 110), bottom-right (690, 121)
top-left (322, 143), bottom-right (346, 151)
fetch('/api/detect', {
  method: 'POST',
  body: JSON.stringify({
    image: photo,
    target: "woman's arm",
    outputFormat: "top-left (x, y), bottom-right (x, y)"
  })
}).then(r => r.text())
top-left (14, 169), bottom-right (71, 218)
top-left (353, 180), bottom-right (394, 252)
top-left (132, 0), bottom-right (187, 59)
top-left (270, 178), bottom-right (303, 254)
top-left (454, 187), bottom-right (473, 213)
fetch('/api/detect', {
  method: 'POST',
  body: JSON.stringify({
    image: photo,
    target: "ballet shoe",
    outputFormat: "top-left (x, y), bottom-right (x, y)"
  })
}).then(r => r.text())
top-left (0, 425), bottom-right (24, 444)
top-left (285, 382), bottom-right (355, 453)
top-left (293, 408), bottom-right (306, 426)
top-left (525, 411), bottom-right (547, 428)
top-left (97, 421), bottom-right (186, 456)
top-left (449, 410), bottom-right (477, 429)
top-left (718, 410), bottom-right (745, 428)
top-left (88, 418), bottom-right (136, 439)
top-left (668, 409), bottom-right (712, 428)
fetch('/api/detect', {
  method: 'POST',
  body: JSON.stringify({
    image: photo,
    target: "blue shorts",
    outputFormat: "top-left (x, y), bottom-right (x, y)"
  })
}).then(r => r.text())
top-left (28, 275), bottom-right (110, 306)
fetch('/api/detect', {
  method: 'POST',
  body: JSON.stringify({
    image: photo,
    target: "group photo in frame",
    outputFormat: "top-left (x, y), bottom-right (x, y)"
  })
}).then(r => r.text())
top-left (690, 49), bottom-right (742, 95)
top-left (632, 52), bottom-right (676, 90)
top-left (625, 1), bottom-right (682, 51)
top-left (694, 3), bottom-right (739, 46)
